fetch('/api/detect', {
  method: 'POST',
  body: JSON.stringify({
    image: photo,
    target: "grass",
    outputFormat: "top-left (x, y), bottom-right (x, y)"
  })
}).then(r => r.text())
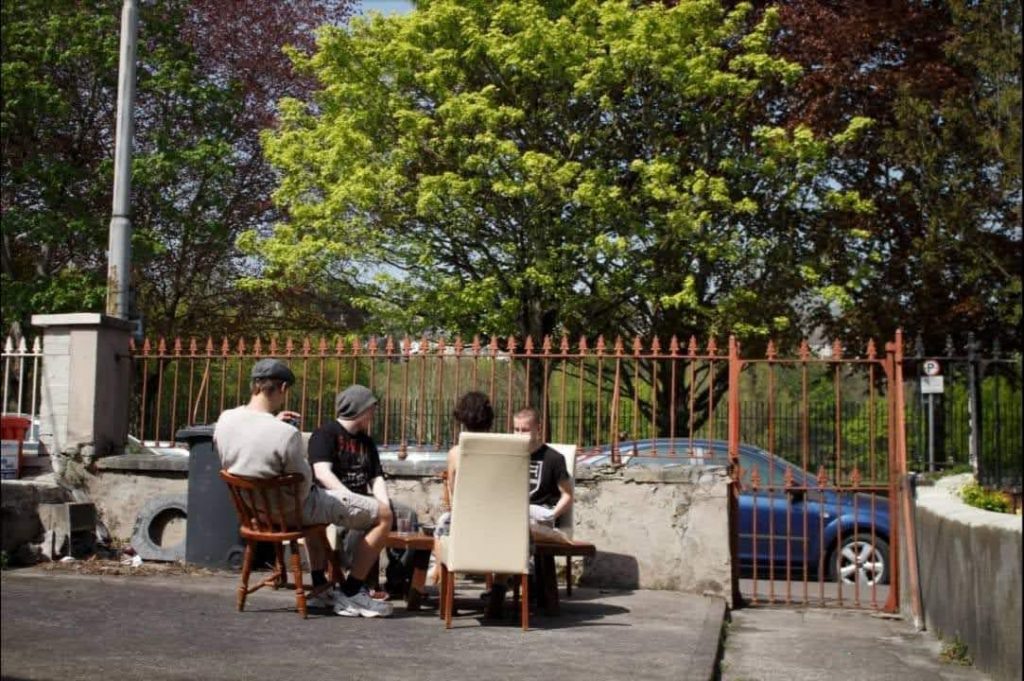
top-left (939, 636), bottom-right (973, 666)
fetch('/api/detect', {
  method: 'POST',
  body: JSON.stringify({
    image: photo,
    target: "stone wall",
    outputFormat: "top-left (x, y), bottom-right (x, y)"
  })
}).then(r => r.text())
top-left (902, 474), bottom-right (1023, 681)
top-left (1, 479), bottom-right (72, 555)
top-left (74, 457), bottom-right (732, 601)
top-left (385, 461), bottom-right (733, 603)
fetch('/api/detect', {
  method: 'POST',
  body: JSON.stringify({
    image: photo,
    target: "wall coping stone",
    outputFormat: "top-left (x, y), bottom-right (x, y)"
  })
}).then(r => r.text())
top-left (94, 453), bottom-right (188, 473)
top-left (32, 313), bottom-right (134, 331)
top-left (917, 473), bottom-right (1022, 532)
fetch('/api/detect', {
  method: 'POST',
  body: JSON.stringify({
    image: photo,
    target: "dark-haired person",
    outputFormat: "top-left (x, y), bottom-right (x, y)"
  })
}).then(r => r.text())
top-left (214, 365), bottom-right (393, 618)
top-left (445, 390), bottom-right (496, 502)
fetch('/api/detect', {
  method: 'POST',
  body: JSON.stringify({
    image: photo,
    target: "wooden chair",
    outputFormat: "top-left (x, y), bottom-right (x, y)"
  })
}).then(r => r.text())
top-left (219, 470), bottom-right (330, 619)
top-left (437, 432), bottom-right (531, 630)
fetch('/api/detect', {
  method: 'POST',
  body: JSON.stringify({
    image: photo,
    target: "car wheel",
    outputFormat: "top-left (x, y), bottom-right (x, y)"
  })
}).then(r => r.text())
top-left (828, 534), bottom-right (889, 585)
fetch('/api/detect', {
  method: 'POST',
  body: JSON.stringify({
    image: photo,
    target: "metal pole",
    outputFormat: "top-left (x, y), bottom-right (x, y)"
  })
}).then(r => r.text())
top-left (966, 334), bottom-right (980, 474)
top-left (926, 393), bottom-right (935, 472)
top-left (106, 0), bottom-right (139, 319)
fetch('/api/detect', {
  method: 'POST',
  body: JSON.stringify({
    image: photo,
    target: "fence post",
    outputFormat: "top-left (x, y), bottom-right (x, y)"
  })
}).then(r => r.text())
top-left (727, 335), bottom-right (742, 606)
top-left (966, 333), bottom-right (982, 475)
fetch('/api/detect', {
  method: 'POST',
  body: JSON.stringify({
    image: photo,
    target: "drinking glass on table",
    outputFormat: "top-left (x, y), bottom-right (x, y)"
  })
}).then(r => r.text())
top-left (396, 509), bottom-right (413, 534)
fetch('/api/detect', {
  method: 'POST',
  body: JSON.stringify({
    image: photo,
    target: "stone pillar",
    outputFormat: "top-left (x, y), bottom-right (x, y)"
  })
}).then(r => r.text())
top-left (31, 314), bottom-right (133, 472)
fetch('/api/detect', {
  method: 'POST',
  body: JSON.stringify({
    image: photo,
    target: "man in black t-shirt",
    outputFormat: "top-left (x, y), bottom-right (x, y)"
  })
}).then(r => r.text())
top-left (308, 384), bottom-right (418, 601)
top-left (305, 384), bottom-right (401, 616)
top-left (513, 407), bottom-right (573, 527)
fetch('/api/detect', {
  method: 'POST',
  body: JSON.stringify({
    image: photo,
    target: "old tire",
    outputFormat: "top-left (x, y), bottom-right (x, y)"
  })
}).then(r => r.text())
top-left (130, 495), bottom-right (187, 562)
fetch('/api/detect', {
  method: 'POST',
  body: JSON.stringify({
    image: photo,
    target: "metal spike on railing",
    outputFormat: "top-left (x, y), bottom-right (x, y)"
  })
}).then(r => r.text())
top-left (269, 337), bottom-right (278, 355)
top-left (850, 467), bottom-right (862, 488)
top-left (366, 336), bottom-right (376, 355)
top-left (236, 338), bottom-right (246, 356)
top-left (253, 338), bottom-right (263, 356)
top-left (913, 333), bottom-right (925, 358)
top-left (784, 466), bottom-right (795, 489)
top-left (613, 336), bottom-right (624, 354)
top-left (632, 336), bottom-right (642, 356)
top-left (578, 335), bottom-right (588, 354)
top-left (401, 336), bottom-right (411, 355)
top-left (221, 337), bottom-right (230, 356)
top-left (750, 468), bottom-right (762, 490)
top-left (454, 336), bottom-right (464, 355)
top-left (866, 338), bottom-right (877, 359)
top-left (488, 336), bottom-right (498, 356)
top-left (651, 336), bottom-right (662, 355)
top-left (669, 335), bottom-right (679, 356)
top-left (944, 334), bottom-right (956, 357)
top-left (285, 337), bottom-right (294, 355)
top-left (817, 466), bottom-right (829, 488)
top-left (560, 335), bottom-right (570, 353)
top-left (4, 336), bottom-right (13, 354)
top-left (205, 337), bottom-right (214, 355)
top-left (143, 338), bottom-right (152, 354)
top-left (351, 337), bottom-right (362, 354)
top-left (706, 337), bottom-right (718, 356)
top-left (472, 335), bottom-right (482, 355)
top-left (799, 339), bottom-right (810, 360)
top-left (766, 340), bottom-right (777, 360)
top-left (382, 336), bottom-right (392, 355)
top-left (506, 336), bottom-right (517, 354)
top-left (437, 337), bottom-right (447, 354)
top-left (17, 337), bottom-right (28, 353)
top-left (158, 338), bottom-right (167, 356)
top-left (542, 335), bottom-right (552, 354)
top-left (831, 338), bottom-right (843, 359)
top-left (129, 337), bottom-right (137, 353)
top-left (32, 337), bottom-right (42, 353)
top-left (687, 336), bottom-right (698, 357)
top-left (594, 336), bottom-right (605, 355)
top-left (302, 336), bottom-right (312, 355)
top-left (318, 337), bottom-right (328, 355)
top-left (523, 336), bottom-right (534, 355)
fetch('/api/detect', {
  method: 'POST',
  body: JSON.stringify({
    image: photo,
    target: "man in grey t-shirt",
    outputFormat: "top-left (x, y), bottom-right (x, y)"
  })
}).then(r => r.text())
top-left (214, 359), bottom-right (393, 618)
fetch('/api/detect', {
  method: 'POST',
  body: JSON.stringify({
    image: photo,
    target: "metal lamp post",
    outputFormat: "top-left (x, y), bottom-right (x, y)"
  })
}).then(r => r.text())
top-left (106, 0), bottom-right (139, 320)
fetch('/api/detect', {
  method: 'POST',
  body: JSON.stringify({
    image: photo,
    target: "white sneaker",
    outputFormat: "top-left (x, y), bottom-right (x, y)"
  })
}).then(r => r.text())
top-left (334, 587), bottom-right (395, 618)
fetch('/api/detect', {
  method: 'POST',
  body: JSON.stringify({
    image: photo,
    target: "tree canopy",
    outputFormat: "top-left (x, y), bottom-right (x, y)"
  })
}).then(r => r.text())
top-left (250, 0), bottom-right (874, 351)
top-left (1, 0), bottom-right (356, 339)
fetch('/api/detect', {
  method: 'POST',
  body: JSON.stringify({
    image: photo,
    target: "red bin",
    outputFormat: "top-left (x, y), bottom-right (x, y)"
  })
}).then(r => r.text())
top-left (1, 415), bottom-right (31, 480)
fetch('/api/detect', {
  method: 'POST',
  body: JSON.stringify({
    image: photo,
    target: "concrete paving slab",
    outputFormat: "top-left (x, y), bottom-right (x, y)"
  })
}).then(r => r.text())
top-left (1, 567), bottom-right (725, 681)
top-left (722, 607), bottom-right (993, 681)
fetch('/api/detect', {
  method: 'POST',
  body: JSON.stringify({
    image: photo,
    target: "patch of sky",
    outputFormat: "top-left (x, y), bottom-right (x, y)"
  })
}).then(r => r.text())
top-left (359, 0), bottom-right (413, 16)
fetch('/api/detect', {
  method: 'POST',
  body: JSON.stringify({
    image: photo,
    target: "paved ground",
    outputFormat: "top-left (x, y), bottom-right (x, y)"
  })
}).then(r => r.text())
top-left (722, 607), bottom-right (992, 681)
top-left (1, 567), bottom-right (724, 681)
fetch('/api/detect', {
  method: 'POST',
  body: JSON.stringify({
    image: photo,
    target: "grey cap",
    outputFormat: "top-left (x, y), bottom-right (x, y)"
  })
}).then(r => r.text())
top-left (250, 358), bottom-right (295, 384)
top-left (335, 384), bottom-right (378, 419)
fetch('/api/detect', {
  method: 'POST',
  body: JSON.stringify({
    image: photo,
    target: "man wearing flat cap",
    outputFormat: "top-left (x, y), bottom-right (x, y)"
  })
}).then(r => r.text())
top-left (308, 384), bottom-right (419, 600)
top-left (214, 362), bottom-right (394, 618)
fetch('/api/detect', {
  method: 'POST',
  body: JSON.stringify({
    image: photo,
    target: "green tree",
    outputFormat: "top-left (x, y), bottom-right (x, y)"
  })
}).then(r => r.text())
top-left (1, 0), bottom-right (356, 339)
top-left (251, 0), bottom-right (871, 343)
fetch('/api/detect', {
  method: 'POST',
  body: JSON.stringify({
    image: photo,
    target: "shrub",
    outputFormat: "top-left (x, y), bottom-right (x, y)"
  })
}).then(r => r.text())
top-left (959, 482), bottom-right (1012, 513)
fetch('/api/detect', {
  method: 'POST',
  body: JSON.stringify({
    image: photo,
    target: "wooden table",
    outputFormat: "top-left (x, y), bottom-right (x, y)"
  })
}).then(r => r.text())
top-left (532, 536), bottom-right (597, 615)
top-left (385, 530), bottom-right (597, 616)
top-left (383, 531), bottom-right (435, 611)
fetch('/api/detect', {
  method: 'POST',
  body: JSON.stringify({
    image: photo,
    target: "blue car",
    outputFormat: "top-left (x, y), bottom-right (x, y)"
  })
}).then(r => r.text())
top-left (581, 439), bottom-right (891, 585)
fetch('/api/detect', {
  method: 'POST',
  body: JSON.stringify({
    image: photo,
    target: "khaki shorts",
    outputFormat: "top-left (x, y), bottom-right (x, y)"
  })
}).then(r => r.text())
top-left (303, 486), bottom-right (378, 531)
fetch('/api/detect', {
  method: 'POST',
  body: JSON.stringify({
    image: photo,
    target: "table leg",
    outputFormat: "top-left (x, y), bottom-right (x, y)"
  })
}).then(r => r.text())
top-left (405, 549), bottom-right (431, 611)
top-left (534, 553), bottom-right (560, 616)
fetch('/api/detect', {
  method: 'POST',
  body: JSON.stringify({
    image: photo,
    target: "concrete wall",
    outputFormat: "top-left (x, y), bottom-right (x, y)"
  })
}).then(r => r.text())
top-left (386, 462), bottom-right (733, 603)
top-left (1, 479), bottom-right (72, 554)
top-left (77, 458), bottom-right (732, 602)
top-left (83, 459), bottom-right (187, 541)
top-left (902, 474), bottom-right (1022, 681)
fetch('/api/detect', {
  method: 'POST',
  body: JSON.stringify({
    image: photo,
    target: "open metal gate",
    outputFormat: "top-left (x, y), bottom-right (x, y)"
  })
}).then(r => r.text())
top-left (726, 333), bottom-right (908, 611)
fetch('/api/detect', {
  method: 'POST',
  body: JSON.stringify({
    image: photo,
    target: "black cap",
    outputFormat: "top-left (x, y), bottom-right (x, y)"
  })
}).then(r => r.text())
top-left (335, 385), bottom-right (378, 418)
top-left (250, 358), bottom-right (295, 384)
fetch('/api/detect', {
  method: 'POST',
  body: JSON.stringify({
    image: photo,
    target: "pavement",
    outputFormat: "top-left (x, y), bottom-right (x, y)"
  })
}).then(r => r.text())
top-left (1, 567), bottom-right (996, 681)
top-left (721, 607), bottom-right (993, 681)
top-left (1, 566), bottom-right (724, 681)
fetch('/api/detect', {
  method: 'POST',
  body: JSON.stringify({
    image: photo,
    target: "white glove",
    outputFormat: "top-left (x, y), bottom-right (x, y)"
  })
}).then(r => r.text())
top-left (529, 504), bottom-right (556, 526)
